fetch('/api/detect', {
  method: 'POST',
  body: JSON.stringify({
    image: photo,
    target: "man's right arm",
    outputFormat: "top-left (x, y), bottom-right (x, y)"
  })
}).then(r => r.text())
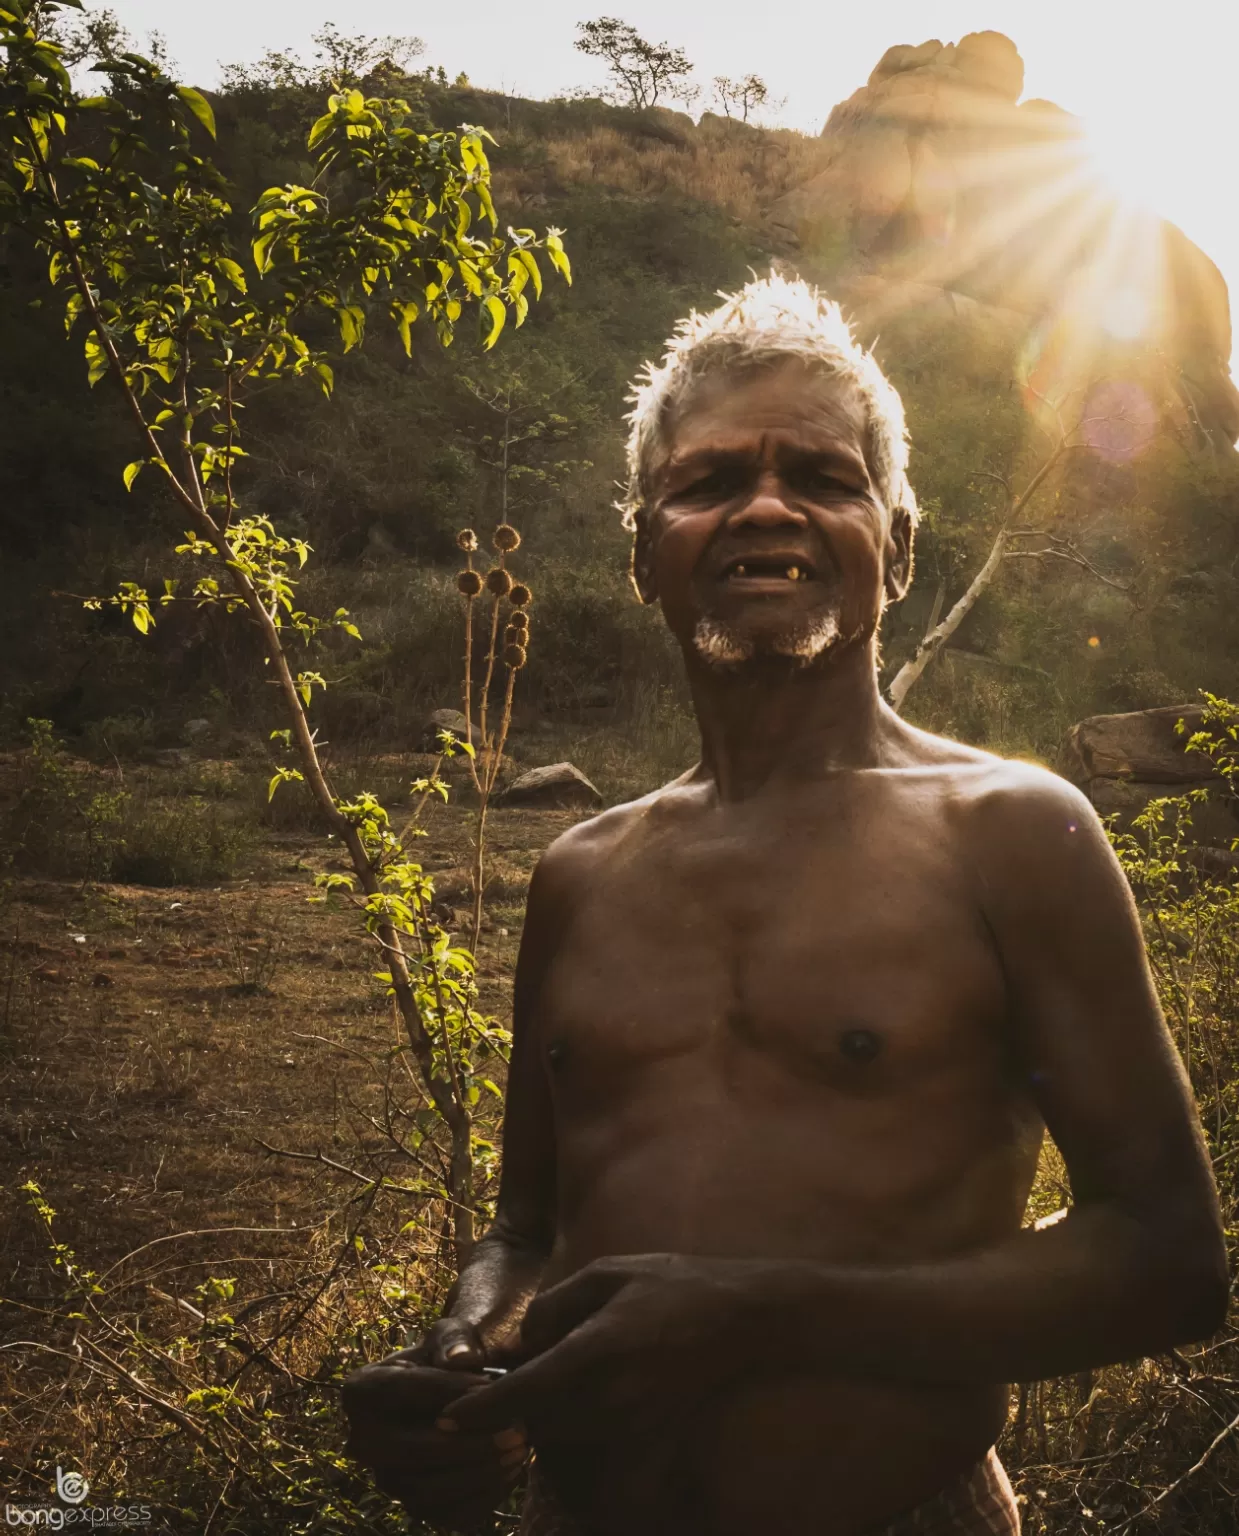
top-left (340, 848), bottom-right (571, 1522)
top-left (421, 852), bottom-right (564, 1366)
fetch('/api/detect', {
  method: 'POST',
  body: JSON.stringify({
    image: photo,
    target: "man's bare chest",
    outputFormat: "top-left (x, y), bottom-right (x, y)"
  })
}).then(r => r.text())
top-left (540, 796), bottom-right (1008, 1089)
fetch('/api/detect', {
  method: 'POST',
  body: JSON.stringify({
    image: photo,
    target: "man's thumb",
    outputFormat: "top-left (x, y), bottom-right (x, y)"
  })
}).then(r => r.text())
top-left (429, 1317), bottom-right (485, 1370)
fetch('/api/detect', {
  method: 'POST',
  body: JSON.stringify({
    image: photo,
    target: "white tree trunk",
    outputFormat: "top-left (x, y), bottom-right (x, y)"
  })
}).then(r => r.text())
top-left (888, 437), bottom-right (1069, 713)
top-left (888, 527), bottom-right (1010, 712)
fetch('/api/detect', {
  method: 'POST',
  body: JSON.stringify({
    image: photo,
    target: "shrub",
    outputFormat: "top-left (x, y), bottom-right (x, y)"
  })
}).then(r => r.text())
top-left (110, 793), bottom-right (244, 887)
top-left (6, 718), bottom-right (127, 882)
top-left (5, 720), bottom-right (243, 886)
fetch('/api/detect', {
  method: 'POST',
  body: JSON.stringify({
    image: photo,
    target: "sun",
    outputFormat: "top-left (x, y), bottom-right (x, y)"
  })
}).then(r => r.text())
top-left (1079, 111), bottom-right (1166, 216)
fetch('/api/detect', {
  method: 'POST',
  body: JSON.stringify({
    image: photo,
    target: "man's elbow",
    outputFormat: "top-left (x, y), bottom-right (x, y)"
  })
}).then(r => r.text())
top-left (1164, 1225), bottom-right (1231, 1343)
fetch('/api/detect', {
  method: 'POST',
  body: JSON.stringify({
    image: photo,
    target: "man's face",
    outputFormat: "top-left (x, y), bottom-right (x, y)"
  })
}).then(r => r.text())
top-left (634, 360), bottom-right (911, 668)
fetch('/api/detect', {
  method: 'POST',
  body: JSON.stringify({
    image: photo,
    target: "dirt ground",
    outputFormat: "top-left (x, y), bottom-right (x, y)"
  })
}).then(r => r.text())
top-left (0, 785), bottom-right (588, 1492)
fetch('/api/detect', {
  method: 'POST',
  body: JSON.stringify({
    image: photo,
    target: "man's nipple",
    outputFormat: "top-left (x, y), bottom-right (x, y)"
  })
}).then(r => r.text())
top-left (838, 1027), bottom-right (883, 1064)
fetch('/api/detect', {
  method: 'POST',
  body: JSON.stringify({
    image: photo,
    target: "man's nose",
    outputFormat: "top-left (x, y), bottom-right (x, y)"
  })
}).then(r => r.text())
top-left (728, 476), bottom-right (806, 531)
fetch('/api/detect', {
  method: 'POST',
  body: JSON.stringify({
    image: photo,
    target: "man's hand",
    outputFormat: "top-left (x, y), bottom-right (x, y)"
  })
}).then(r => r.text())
top-left (343, 1327), bottom-right (529, 1529)
top-left (442, 1254), bottom-right (747, 1440)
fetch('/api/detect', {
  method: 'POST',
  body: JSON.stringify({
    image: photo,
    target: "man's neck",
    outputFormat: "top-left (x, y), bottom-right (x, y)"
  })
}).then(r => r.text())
top-left (686, 637), bottom-right (892, 802)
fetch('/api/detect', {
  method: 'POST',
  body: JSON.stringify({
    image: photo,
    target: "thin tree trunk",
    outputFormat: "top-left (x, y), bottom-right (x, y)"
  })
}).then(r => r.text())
top-left (888, 437), bottom-right (1068, 713)
top-left (888, 526), bottom-right (1011, 712)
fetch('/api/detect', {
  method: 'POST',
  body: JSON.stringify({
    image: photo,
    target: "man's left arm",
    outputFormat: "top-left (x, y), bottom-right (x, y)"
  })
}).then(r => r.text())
top-left (446, 774), bottom-right (1229, 1429)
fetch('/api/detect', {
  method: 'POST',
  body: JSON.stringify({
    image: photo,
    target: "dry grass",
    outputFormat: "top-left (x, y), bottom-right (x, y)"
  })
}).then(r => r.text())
top-left (0, 771), bottom-right (587, 1532)
top-left (523, 119), bottom-right (830, 226)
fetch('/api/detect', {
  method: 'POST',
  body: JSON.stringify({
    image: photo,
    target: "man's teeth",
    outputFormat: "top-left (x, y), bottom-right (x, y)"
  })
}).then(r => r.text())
top-left (731, 564), bottom-right (807, 581)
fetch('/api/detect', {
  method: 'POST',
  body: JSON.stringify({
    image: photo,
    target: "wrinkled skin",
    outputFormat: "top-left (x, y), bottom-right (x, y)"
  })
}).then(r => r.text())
top-left (343, 361), bottom-right (1227, 1536)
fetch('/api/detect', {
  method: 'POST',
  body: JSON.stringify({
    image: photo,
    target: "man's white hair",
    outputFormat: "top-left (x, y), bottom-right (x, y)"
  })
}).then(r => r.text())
top-left (620, 273), bottom-right (917, 530)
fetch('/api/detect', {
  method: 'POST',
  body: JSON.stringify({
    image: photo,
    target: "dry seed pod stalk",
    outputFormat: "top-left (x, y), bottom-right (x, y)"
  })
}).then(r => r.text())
top-left (457, 528), bottom-right (479, 554)
top-left (509, 582), bottom-right (532, 608)
top-left (503, 643), bottom-right (528, 669)
top-left (486, 568), bottom-right (514, 598)
top-left (457, 570), bottom-right (484, 597)
top-left (493, 523), bottom-right (521, 554)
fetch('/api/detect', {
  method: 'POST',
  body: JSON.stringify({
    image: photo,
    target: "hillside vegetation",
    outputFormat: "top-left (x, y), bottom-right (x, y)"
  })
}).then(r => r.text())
top-left (3, 67), bottom-right (1237, 771)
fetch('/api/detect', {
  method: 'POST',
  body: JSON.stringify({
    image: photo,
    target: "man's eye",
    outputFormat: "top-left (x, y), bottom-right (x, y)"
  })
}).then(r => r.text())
top-left (788, 465), bottom-right (857, 497)
top-left (672, 468), bottom-right (745, 502)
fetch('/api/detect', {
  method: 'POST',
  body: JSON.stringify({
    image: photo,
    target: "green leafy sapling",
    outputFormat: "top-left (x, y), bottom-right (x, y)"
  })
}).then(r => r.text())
top-left (0, 0), bottom-right (571, 1260)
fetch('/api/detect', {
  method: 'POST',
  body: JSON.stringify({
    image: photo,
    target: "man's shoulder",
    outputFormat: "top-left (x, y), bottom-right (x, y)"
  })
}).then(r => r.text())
top-left (532, 772), bottom-right (701, 893)
top-left (894, 722), bottom-right (1100, 851)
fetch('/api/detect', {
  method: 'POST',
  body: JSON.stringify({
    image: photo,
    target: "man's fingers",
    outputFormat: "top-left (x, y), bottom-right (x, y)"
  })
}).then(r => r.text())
top-left (426, 1315), bottom-right (486, 1370)
top-left (443, 1329), bottom-right (606, 1433)
top-left (343, 1360), bottom-right (491, 1427)
top-left (521, 1263), bottom-right (628, 1353)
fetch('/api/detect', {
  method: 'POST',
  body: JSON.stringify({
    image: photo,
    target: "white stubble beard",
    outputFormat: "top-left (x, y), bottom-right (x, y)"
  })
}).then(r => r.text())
top-left (692, 611), bottom-right (847, 669)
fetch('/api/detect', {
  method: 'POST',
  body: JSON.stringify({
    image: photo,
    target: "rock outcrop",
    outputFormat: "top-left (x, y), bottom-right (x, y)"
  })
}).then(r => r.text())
top-left (1062, 705), bottom-right (1239, 846)
top-left (771, 32), bottom-right (1239, 442)
top-left (1063, 705), bottom-right (1214, 785)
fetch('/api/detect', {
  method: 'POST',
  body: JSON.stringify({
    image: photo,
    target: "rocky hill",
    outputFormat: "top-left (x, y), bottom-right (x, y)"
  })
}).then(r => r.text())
top-left (2, 45), bottom-right (1238, 762)
top-left (770, 31), bottom-right (1239, 444)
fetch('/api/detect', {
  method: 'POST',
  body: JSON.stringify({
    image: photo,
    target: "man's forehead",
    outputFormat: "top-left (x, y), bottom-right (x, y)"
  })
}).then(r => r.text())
top-left (663, 361), bottom-right (870, 464)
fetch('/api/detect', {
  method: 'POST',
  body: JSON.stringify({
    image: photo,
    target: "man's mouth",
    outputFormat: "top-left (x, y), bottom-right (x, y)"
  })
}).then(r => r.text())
top-left (720, 554), bottom-right (818, 587)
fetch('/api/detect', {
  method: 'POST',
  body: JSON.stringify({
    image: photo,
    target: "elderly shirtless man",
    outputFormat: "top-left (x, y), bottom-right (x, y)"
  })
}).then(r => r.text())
top-left (343, 276), bottom-right (1228, 1536)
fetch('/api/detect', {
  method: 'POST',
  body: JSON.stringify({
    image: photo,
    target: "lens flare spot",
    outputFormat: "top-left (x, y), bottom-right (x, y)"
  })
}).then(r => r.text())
top-left (1082, 379), bottom-right (1158, 462)
top-left (1087, 636), bottom-right (1101, 649)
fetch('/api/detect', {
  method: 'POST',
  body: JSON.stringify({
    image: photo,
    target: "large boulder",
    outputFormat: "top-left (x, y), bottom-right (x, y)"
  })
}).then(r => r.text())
top-left (1062, 705), bottom-right (1238, 845)
top-left (501, 762), bottom-right (603, 810)
top-left (1063, 705), bottom-right (1213, 785)
top-left (769, 33), bottom-right (1239, 442)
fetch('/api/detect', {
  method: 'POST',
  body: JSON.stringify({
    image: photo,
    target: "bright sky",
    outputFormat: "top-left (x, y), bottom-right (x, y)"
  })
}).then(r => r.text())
top-left (102, 1), bottom-right (1239, 356)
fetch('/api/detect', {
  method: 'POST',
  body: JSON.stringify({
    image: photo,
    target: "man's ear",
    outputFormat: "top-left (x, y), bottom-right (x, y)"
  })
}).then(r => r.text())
top-left (884, 507), bottom-right (913, 604)
top-left (631, 513), bottom-right (659, 605)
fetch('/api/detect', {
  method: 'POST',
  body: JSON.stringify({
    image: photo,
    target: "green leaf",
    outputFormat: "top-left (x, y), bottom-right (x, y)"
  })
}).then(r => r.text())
top-left (176, 86), bottom-right (217, 139)
top-left (307, 112), bottom-right (335, 151)
top-left (546, 232), bottom-right (572, 285)
top-left (481, 294), bottom-right (505, 351)
top-left (268, 767), bottom-right (304, 802)
top-left (338, 305), bottom-right (365, 352)
top-left (123, 461), bottom-right (143, 492)
top-left (215, 258), bottom-right (247, 293)
top-left (392, 300), bottom-right (419, 357)
top-left (83, 331), bottom-right (108, 387)
top-left (511, 247), bottom-right (542, 299)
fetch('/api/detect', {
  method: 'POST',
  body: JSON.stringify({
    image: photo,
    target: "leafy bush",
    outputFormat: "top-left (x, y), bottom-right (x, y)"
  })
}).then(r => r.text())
top-left (110, 793), bottom-right (244, 887)
top-left (5, 719), bottom-right (243, 886)
top-left (5, 718), bottom-right (127, 881)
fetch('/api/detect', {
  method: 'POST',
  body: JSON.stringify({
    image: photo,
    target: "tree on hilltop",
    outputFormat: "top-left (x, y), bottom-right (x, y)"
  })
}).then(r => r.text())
top-left (575, 16), bottom-right (693, 110)
top-left (221, 21), bottom-right (424, 92)
top-left (712, 73), bottom-right (775, 123)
